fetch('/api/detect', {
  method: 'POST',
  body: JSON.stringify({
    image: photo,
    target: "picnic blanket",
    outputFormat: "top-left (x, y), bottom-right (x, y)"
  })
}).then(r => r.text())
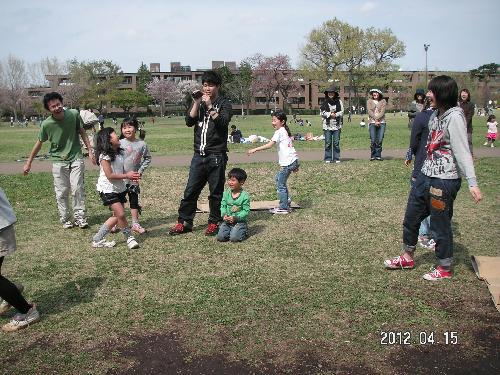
top-left (470, 255), bottom-right (500, 313)
top-left (196, 200), bottom-right (301, 213)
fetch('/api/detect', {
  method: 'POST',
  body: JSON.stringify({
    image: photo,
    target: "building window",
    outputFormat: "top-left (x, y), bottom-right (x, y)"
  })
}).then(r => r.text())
top-left (123, 76), bottom-right (132, 84)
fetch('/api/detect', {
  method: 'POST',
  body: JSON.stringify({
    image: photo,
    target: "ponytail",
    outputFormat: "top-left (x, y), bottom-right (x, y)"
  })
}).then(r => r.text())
top-left (284, 123), bottom-right (292, 137)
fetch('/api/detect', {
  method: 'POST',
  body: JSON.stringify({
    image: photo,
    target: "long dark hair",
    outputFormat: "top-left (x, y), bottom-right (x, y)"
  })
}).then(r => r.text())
top-left (96, 127), bottom-right (121, 165)
top-left (273, 110), bottom-right (291, 137)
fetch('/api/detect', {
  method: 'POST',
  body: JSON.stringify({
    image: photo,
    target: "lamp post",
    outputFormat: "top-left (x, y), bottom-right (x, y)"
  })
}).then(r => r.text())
top-left (424, 44), bottom-right (430, 86)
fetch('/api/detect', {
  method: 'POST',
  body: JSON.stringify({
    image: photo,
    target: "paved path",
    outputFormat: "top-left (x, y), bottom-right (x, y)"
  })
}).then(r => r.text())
top-left (1, 148), bottom-right (499, 175)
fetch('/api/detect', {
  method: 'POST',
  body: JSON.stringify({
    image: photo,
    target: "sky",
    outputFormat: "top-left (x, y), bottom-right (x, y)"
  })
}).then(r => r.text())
top-left (2, 0), bottom-right (499, 73)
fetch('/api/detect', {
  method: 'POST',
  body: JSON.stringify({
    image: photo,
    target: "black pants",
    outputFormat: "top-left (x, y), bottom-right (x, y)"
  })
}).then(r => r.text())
top-left (0, 257), bottom-right (30, 314)
top-left (178, 152), bottom-right (227, 227)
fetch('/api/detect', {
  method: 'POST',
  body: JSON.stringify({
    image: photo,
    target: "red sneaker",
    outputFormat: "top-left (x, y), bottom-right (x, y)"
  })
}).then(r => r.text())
top-left (169, 223), bottom-right (192, 236)
top-left (422, 266), bottom-right (452, 281)
top-left (384, 255), bottom-right (415, 269)
top-left (204, 223), bottom-right (219, 236)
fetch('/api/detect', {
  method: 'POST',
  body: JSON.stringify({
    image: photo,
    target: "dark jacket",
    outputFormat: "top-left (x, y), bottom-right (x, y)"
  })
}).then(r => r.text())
top-left (409, 108), bottom-right (433, 179)
top-left (458, 101), bottom-right (474, 133)
top-left (186, 96), bottom-right (232, 155)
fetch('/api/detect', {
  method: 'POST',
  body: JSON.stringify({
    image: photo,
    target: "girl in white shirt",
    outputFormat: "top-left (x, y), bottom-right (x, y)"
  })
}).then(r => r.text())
top-left (93, 127), bottom-right (141, 249)
top-left (247, 111), bottom-right (299, 214)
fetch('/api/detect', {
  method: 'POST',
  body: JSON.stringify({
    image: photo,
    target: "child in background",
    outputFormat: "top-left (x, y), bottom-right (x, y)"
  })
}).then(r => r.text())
top-left (216, 168), bottom-right (250, 242)
top-left (484, 115), bottom-right (497, 147)
top-left (120, 118), bottom-right (152, 234)
top-left (247, 110), bottom-right (299, 214)
top-left (0, 188), bottom-right (40, 332)
top-left (93, 127), bottom-right (141, 249)
top-left (230, 125), bottom-right (243, 143)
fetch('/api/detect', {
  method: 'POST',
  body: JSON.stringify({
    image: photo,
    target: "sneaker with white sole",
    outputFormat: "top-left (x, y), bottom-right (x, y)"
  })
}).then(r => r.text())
top-left (74, 217), bottom-right (89, 229)
top-left (384, 255), bottom-right (415, 269)
top-left (62, 221), bottom-right (74, 229)
top-left (0, 283), bottom-right (24, 314)
top-left (420, 239), bottom-right (436, 250)
top-left (2, 304), bottom-right (41, 332)
top-left (269, 207), bottom-right (290, 215)
top-left (131, 223), bottom-right (147, 234)
top-left (92, 239), bottom-right (116, 248)
top-left (127, 236), bottom-right (139, 249)
top-left (422, 266), bottom-right (452, 281)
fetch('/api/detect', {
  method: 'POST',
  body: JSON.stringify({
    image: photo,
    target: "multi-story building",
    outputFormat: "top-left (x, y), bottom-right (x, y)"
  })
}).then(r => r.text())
top-left (27, 61), bottom-right (499, 114)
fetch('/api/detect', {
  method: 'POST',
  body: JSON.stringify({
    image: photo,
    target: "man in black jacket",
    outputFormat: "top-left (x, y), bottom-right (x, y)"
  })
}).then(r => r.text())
top-left (169, 71), bottom-right (232, 236)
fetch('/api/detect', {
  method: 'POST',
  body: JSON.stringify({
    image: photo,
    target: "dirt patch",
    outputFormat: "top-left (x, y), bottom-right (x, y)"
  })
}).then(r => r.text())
top-left (107, 330), bottom-right (375, 375)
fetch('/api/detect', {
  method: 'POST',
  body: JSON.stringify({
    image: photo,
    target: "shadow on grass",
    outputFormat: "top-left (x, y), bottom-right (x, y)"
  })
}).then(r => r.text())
top-left (34, 276), bottom-right (105, 316)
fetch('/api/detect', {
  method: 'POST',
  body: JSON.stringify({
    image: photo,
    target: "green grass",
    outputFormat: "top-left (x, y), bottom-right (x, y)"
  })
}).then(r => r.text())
top-left (0, 158), bottom-right (499, 373)
top-left (0, 112), bottom-right (496, 162)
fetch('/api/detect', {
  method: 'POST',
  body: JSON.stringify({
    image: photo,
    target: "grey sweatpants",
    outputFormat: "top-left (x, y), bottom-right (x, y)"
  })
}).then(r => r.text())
top-left (52, 159), bottom-right (86, 222)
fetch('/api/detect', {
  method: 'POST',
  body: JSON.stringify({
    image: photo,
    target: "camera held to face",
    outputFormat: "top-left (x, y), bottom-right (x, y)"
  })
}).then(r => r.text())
top-left (191, 90), bottom-right (203, 99)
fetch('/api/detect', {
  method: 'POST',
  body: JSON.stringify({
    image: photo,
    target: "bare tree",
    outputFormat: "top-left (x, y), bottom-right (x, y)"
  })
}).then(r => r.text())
top-left (0, 55), bottom-right (29, 121)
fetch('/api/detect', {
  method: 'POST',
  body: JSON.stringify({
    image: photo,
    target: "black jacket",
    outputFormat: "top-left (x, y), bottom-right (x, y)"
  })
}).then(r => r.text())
top-left (186, 96), bottom-right (232, 155)
top-left (409, 108), bottom-right (433, 179)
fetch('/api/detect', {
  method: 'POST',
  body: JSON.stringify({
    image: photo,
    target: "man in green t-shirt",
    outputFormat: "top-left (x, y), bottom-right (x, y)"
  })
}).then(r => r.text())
top-left (23, 92), bottom-right (95, 229)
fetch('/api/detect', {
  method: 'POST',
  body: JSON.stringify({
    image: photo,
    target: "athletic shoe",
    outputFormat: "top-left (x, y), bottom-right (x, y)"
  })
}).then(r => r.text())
top-left (169, 223), bottom-right (192, 236)
top-left (2, 304), bottom-right (41, 332)
top-left (92, 239), bottom-right (116, 248)
top-left (62, 221), bottom-right (74, 229)
top-left (422, 266), bottom-right (452, 281)
top-left (269, 207), bottom-right (290, 215)
top-left (335, 160), bottom-right (341, 164)
top-left (376, 157), bottom-right (383, 161)
top-left (127, 236), bottom-right (140, 249)
top-left (325, 160), bottom-right (332, 164)
top-left (370, 157), bottom-right (375, 161)
top-left (484, 142), bottom-right (488, 146)
top-left (492, 144), bottom-right (495, 148)
top-left (131, 223), bottom-right (147, 234)
top-left (384, 255), bottom-right (415, 269)
top-left (74, 217), bottom-right (89, 229)
top-left (417, 235), bottom-right (428, 245)
top-left (204, 223), bottom-right (219, 236)
top-left (0, 283), bottom-right (24, 314)
top-left (420, 239), bottom-right (436, 251)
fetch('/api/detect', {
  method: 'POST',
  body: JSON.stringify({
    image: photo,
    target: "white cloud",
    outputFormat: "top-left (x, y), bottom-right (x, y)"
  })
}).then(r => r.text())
top-left (360, 1), bottom-right (377, 13)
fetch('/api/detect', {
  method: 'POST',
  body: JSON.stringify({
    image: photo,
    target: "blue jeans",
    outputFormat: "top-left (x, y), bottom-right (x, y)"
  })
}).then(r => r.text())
top-left (216, 221), bottom-right (248, 242)
top-left (323, 129), bottom-right (341, 161)
top-left (403, 174), bottom-right (461, 267)
top-left (369, 123), bottom-right (386, 158)
top-left (276, 159), bottom-right (299, 210)
top-left (410, 175), bottom-right (431, 237)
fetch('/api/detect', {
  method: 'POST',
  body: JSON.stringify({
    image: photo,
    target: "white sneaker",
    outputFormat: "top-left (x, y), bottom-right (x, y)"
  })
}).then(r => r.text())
top-left (62, 221), bottom-right (74, 229)
top-left (269, 207), bottom-right (290, 215)
top-left (491, 144), bottom-right (495, 148)
top-left (92, 239), bottom-right (116, 248)
top-left (484, 142), bottom-right (488, 146)
top-left (74, 217), bottom-right (89, 229)
top-left (127, 236), bottom-right (139, 249)
top-left (335, 160), bottom-right (341, 164)
top-left (2, 304), bottom-right (41, 332)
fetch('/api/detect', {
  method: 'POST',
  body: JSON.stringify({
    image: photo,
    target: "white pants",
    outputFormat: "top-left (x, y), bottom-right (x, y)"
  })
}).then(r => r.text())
top-left (52, 159), bottom-right (86, 222)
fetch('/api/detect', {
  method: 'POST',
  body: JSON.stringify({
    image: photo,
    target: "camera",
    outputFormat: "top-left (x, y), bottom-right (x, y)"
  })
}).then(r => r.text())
top-left (191, 90), bottom-right (203, 99)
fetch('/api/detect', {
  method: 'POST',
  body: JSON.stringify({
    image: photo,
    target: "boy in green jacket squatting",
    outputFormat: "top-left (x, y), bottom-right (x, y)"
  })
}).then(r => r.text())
top-left (216, 168), bottom-right (250, 242)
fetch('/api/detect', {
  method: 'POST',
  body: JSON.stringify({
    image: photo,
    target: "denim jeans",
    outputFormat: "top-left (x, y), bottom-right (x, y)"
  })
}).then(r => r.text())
top-left (410, 174), bottom-right (431, 237)
top-left (216, 221), bottom-right (248, 242)
top-left (323, 129), bottom-right (341, 161)
top-left (276, 159), bottom-right (299, 210)
top-left (402, 174), bottom-right (461, 267)
top-left (178, 152), bottom-right (227, 227)
top-left (52, 159), bottom-right (86, 222)
top-left (369, 123), bottom-right (386, 158)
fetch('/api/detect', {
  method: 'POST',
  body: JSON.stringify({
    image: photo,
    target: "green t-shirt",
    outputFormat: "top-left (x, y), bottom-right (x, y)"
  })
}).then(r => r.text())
top-left (220, 189), bottom-right (251, 223)
top-left (38, 109), bottom-right (83, 163)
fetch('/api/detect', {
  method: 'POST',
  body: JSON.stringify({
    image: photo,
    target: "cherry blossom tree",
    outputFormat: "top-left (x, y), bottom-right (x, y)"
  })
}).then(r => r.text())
top-left (146, 78), bottom-right (181, 116)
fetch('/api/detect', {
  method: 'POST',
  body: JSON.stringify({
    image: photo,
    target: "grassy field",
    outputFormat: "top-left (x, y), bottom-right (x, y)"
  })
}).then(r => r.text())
top-left (0, 112), bottom-right (496, 162)
top-left (0, 157), bottom-right (499, 374)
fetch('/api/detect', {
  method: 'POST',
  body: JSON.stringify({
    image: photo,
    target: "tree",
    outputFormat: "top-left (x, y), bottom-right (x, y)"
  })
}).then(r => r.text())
top-left (108, 90), bottom-right (150, 113)
top-left (470, 63), bottom-right (499, 106)
top-left (67, 59), bottom-right (122, 110)
top-left (300, 18), bottom-right (405, 110)
top-left (146, 78), bottom-right (182, 116)
top-left (0, 55), bottom-right (29, 121)
top-left (136, 62), bottom-right (152, 94)
top-left (28, 57), bottom-right (68, 87)
top-left (176, 80), bottom-right (201, 111)
top-left (230, 62), bottom-right (253, 115)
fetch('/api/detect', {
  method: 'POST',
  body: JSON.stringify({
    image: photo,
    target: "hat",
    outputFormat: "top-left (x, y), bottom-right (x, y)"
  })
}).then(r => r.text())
top-left (369, 88), bottom-right (383, 95)
top-left (414, 88), bottom-right (425, 100)
top-left (324, 85), bottom-right (339, 95)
